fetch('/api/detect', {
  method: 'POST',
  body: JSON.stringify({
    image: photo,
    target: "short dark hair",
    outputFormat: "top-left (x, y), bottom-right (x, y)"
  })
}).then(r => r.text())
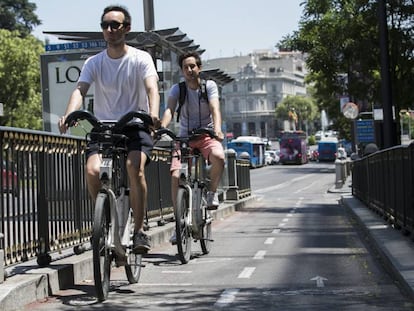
top-left (178, 52), bottom-right (202, 69)
top-left (101, 5), bottom-right (131, 26)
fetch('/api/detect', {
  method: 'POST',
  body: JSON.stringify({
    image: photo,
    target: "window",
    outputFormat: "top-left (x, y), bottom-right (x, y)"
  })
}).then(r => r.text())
top-left (247, 81), bottom-right (252, 92)
top-left (233, 83), bottom-right (238, 92)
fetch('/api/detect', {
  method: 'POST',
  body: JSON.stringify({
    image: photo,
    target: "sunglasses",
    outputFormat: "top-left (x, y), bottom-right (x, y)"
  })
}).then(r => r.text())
top-left (100, 21), bottom-right (127, 30)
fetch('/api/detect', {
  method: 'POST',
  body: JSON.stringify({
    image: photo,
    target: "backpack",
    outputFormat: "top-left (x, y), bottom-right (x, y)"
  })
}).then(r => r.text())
top-left (176, 79), bottom-right (208, 122)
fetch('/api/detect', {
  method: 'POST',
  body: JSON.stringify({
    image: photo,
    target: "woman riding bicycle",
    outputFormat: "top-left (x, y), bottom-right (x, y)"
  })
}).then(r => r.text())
top-left (58, 5), bottom-right (160, 254)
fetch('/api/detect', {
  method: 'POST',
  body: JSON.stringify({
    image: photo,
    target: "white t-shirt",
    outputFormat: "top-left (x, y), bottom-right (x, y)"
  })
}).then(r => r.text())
top-left (169, 80), bottom-right (219, 137)
top-left (79, 46), bottom-right (158, 120)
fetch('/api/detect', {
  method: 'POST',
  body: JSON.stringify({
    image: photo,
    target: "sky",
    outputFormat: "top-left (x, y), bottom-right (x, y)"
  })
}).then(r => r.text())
top-left (31, 0), bottom-right (304, 60)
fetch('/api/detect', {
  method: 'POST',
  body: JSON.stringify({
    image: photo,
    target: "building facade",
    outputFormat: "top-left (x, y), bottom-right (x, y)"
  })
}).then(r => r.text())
top-left (204, 50), bottom-right (308, 141)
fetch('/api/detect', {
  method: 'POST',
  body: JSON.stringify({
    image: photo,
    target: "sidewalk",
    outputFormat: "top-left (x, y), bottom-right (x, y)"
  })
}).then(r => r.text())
top-left (0, 197), bottom-right (253, 311)
top-left (335, 177), bottom-right (414, 301)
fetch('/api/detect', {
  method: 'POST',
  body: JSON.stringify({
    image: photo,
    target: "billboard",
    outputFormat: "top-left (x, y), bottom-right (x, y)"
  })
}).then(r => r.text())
top-left (40, 47), bottom-right (103, 133)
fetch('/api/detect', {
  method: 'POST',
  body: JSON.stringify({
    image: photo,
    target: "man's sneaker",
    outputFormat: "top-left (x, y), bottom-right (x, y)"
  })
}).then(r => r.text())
top-left (132, 231), bottom-right (151, 254)
top-left (206, 191), bottom-right (219, 210)
top-left (169, 231), bottom-right (177, 245)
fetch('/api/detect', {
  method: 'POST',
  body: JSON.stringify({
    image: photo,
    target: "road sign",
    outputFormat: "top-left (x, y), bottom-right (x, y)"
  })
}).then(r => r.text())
top-left (355, 119), bottom-right (375, 143)
top-left (45, 40), bottom-right (106, 52)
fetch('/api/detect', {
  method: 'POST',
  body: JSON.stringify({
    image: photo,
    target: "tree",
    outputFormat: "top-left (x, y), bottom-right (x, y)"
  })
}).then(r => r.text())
top-left (275, 95), bottom-right (318, 132)
top-left (279, 0), bottom-right (414, 139)
top-left (0, 29), bottom-right (44, 129)
top-left (0, 0), bottom-right (41, 37)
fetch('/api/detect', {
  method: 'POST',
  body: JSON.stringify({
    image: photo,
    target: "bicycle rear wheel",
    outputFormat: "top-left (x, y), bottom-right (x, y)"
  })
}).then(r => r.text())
top-left (200, 190), bottom-right (212, 254)
top-left (175, 188), bottom-right (191, 264)
top-left (92, 193), bottom-right (112, 301)
top-left (125, 211), bottom-right (142, 283)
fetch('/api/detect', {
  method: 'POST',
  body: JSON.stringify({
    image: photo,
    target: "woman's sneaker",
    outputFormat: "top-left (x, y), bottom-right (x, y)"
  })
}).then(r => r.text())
top-left (206, 191), bottom-right (219, 210)
top-left (132, 231), bottom-right (151, 254)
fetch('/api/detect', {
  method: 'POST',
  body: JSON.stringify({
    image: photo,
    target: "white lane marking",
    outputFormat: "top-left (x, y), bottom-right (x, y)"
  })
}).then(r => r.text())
top-left (238, 267), bottom-right (256, 278)
top-left (295, 181), bottom-right (317, 193)
top-left (287, 213), bottom-right (293, 217)
top-left (214, 289), bottom-right (240, 307)
top-left (272, 229), bottom-right (281, 234)
top-left (265, 237), bottom-right (275, 244)
top-left (278, 223), bottom-right (286, 227)
top-left (310, 275), bottom-right (328, 288)
top-left (162, 270), bottom-right (192, 274)
top-left (137, 283), bottom-right (193, 286)
top-left (282, 218), bottom-right (289, 222)
top-left (253, 250), bottom-right (266, 259)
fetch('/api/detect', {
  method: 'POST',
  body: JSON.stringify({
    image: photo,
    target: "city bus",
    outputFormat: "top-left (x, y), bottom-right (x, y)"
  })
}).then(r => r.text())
top-left (317, 137), bottom-right (339, 162)
top-left (279, 131), bottom-right (308, 165)
top-left (227, 136), bottom-right (266, 168)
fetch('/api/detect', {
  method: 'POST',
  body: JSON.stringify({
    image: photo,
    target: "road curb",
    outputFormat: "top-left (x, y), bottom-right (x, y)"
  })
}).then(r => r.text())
top-left (341, 194), bottom-right (414, 301)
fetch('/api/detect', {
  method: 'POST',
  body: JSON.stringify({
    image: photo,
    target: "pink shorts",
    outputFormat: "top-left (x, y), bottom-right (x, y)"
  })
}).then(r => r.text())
top-left (170, 135), bottom-right (223, 171)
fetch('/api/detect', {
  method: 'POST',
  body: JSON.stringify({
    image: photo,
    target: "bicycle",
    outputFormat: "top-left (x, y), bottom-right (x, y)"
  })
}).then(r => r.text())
top-left (155, 127), bottom-right (215, 264)
top-left (65, 109), bottom-right (153, 301)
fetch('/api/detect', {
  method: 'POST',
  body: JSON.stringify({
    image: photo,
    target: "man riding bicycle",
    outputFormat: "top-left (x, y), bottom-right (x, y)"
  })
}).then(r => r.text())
top-left (58, 5), bottom-right (160, 254)
top-left (160, 51), bottom-right (225, 244)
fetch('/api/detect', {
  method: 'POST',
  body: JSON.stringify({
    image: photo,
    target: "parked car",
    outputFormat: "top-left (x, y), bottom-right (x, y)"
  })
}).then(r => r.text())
top-left (2, 160), bottom-right (18, 196)
top-left (264, 150), bottom-right (279, 165)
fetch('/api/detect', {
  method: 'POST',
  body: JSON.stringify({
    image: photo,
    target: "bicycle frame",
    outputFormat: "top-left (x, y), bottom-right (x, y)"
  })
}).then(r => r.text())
top-left (155, 127), bottom-right (215, 263)
top-left (99, 151), bottom-right (130, 261)
top-left (65, 109), bottom-right (153, 300)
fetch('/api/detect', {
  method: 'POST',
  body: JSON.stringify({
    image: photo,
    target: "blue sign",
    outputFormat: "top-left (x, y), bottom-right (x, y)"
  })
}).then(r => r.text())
top-left (45, 40), bottom-right (106, 52)
top-left (356, 119), bottom-right (375, 143)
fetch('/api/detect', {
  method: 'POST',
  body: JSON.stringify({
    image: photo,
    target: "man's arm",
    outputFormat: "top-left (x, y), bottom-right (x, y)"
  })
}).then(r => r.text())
top-left (209, 97), bottom-right (224, 141)
top-left (160, 95), bottom-right (177, 128)
top-left (58, 81), bottom-right (90, 134)
top-left (144, 75), bottom-right (160, 127)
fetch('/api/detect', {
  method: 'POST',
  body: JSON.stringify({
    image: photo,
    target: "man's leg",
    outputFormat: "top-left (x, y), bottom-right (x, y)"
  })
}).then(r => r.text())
top-left (127, 150), bottom-right (151, 253)
top-left (86, 153), bottom-right (102, 201)
top-left (206, 145), bottom-right (225, 209)
top-left (127, 150), bottom-right (147, 232)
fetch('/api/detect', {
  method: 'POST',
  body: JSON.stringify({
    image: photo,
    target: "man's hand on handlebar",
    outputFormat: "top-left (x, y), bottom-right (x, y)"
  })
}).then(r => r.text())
top-left (215, 131), bottom-right (224, 142)
top-left (58, 115), bottom-right (69, 134)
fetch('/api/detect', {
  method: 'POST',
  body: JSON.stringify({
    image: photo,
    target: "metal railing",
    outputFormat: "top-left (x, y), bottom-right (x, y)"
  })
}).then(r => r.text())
top-left (352, 142), bottom-right (414, 236)
top-left (0, 127), bottom-right (251, 268)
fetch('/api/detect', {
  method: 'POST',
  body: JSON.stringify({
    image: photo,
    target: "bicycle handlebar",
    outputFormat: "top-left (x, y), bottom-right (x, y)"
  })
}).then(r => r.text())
top-left (155, 127), bottom-right (217, 142)
top-left (64, 109), bottom-right (154, 132)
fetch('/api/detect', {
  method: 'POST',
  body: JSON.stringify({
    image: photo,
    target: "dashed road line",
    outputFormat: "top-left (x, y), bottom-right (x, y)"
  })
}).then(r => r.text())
top-left (264, 237), bottom-right (275, 244)
top-left (238, 267), bottom-right (256, 278)
top-left (215, 289), bottom-right (240, 307)
top-left (253, 250), bottom-right (266, 259)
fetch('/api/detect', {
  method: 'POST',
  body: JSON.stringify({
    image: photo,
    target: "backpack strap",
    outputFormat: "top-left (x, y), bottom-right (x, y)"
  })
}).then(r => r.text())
top-left (200, 79), bottom-right (208, 101)
top-left (176, 79), bottom-right (209, 122)
top-left (176, 81), bottom-right (187, 122)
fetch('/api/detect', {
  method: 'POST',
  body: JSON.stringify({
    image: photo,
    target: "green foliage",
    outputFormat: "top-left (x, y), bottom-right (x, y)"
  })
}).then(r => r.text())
top-left (275, 95), bottom-right (319, 130)
top-left (0, 29), bottom-right (44, 129)
top-left (308, 135), bottom-right (316, 146)
top-left (278, 0), bottom-right (414, 135)
top-left (0, 0), bottom-right (41, 37)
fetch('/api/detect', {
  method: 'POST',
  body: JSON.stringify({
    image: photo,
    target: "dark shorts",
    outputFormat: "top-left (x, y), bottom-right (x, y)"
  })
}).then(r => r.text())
top-left (86, 125), bottom-right (153, 165)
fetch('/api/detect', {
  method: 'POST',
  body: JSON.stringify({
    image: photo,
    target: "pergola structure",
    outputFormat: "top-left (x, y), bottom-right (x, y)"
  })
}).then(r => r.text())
top-left (43, 28), bottom-right (233, 86)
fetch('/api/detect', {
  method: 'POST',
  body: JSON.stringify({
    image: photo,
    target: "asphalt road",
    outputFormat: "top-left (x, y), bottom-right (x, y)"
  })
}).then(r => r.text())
top-left (25, 162), bottom-right (414, 310)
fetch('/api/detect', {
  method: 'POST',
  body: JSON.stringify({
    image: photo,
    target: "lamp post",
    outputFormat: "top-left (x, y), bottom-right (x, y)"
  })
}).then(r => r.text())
top-left (379, 0), bottom-right (398, 147)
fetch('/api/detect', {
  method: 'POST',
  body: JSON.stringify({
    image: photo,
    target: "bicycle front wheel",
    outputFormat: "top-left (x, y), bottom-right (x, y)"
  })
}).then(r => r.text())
top-left (175, 188), bottom-right (191, 264)
top-left (92, 193), bottom-right (112, 301)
